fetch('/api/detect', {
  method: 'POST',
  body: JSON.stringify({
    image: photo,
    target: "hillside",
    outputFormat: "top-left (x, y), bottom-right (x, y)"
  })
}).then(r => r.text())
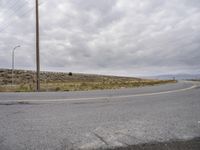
top-left (0, 69), bottom-right (141, 85)
top-left (0, 69), bottom-right (176, 92)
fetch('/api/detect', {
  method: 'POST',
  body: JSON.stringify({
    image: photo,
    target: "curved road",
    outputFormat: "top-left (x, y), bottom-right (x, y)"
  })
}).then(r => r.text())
top-left (0, 81), bottom-right (200, 149)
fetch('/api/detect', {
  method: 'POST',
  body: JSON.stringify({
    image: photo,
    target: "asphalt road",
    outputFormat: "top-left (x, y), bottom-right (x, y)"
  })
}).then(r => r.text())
top-left (0, 81), bottom-right (200, 150)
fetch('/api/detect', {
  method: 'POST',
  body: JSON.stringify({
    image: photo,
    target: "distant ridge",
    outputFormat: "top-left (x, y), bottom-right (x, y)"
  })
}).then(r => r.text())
top-left (146, 73), bottom-right (200, 80)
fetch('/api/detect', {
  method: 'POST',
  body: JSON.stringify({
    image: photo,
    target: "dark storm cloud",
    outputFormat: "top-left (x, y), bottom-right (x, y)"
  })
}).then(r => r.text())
top-left (0, 0), bottom-right (200, 76)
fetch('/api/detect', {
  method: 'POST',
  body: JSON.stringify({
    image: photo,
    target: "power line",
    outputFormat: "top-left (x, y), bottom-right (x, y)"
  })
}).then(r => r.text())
top-left (0, 9), bottom-right (33, 33)
top-left (3, 0), bottom-right (21, 11)
top-left (1, 0), bottom-right (32, 19)
top-left (1, 0), bottom-right (18, 9)
top-left (3, 0), bottom-right (32, 21)
top-left (0, 1), bottom-right (32, 32)
top-left (0, 0), bottom-right (45, 33)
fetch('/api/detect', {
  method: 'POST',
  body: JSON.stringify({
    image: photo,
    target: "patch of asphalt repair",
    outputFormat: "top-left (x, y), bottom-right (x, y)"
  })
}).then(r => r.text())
top-left (98, 137), bottom-right (200, 150)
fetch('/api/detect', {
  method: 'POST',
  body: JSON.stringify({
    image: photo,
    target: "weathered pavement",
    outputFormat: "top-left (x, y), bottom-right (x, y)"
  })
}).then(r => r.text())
top-left (0, 81), bottom-right (200, 150)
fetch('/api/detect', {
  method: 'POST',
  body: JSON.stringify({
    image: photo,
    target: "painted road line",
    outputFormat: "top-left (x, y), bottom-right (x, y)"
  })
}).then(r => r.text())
top-left (0, 83), bottom-right (197, 103)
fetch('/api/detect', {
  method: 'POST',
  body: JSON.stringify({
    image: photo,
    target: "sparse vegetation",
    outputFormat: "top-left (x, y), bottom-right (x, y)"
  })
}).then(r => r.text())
top-left (0, 69), bottom-right (176, 92)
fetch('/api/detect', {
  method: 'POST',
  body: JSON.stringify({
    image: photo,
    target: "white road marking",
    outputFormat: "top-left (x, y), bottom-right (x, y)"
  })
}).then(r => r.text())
top-left (0, 84), bottom-right (197, 103)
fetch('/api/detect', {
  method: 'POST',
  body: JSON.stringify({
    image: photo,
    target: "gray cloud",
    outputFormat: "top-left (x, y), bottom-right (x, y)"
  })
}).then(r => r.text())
top-left (0, 0), bottom-right (200, 76)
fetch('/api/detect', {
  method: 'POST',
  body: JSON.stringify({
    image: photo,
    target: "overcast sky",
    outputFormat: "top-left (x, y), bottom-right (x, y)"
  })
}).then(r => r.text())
top-left (0, 0), bottom-right (200, 76)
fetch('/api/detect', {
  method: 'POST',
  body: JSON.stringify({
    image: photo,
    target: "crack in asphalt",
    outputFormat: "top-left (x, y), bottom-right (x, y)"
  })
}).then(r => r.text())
top-left (93, 132), bottom-right (109, 146)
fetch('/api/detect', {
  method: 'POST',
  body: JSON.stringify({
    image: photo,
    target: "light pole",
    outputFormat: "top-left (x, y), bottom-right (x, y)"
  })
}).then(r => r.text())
top-left (12, 45), bottom-right (20, 86)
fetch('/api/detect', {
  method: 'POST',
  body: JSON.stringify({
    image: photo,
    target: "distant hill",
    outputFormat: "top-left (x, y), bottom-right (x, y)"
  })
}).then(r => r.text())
top-left (147, 74), bottom-right (200, 80)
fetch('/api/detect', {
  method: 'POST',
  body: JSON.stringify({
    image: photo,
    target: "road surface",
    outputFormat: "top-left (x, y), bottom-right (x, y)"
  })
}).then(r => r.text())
top-left (0, 81), bottom-right (200, 150)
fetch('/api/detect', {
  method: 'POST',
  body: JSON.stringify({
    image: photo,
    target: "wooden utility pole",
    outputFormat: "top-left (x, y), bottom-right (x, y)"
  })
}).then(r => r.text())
top-left (35, 0), bottom-right (40, 91)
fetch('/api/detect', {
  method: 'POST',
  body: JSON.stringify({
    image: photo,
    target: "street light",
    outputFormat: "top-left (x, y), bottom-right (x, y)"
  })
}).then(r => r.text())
top-left (12, 45), bottom-right (20, 86)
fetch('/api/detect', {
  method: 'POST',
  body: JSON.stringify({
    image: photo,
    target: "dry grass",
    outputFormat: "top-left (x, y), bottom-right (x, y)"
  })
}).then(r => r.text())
top-left (0, 69), bottom-right (176, 92)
